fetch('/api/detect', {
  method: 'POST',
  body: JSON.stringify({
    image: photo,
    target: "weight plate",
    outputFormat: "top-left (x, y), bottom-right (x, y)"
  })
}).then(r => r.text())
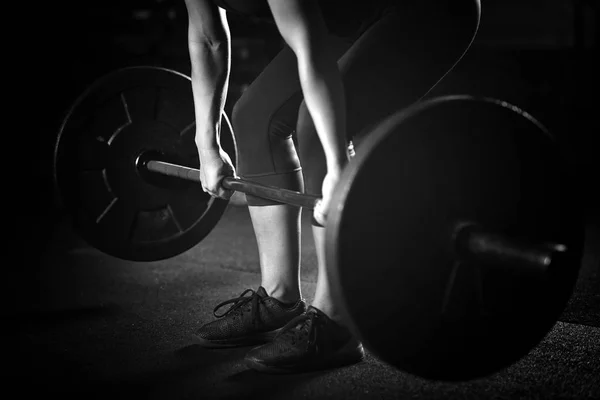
top-left (327, 96), bottom-right (584, 381)
top-left (54, 66), bottom-right (237, 261)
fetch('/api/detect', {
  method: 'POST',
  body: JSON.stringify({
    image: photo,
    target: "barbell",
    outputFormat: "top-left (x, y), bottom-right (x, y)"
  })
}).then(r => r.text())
top-left (53, 66), bottom-right (584, 381)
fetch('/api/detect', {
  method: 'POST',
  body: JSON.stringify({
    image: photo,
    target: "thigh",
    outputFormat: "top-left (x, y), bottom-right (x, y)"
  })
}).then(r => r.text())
top-left (339, 0), bottom-right (481, 145)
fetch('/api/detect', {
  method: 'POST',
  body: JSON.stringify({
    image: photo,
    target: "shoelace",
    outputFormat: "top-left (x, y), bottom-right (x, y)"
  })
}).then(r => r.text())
top-left (277, 310), bottom-right (323, 347)
top-left (212, 289), bottom-right (266, 323)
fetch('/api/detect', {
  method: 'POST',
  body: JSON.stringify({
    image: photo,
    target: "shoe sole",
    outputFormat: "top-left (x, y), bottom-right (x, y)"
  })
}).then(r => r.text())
top-left (245, 342), bottom-right (365, 374)
top-left (192, 327), bottom-right (283, 349)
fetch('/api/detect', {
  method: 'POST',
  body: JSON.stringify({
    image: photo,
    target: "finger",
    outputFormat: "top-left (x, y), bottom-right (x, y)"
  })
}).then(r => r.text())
top-left (202, 185), bottom-right (217, 198)
top-left (313, 210), bottom-right (327, 226)
top-left (313, 200), bottom-right (328, 226)
top-left (202, 187), bottom-right (216, 197)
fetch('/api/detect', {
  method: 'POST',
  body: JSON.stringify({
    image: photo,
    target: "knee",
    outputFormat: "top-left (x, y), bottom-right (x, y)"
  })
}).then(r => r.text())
top-left (231, 92), bottom-right (252, 134)
top-left (296, 102), bottom-right (326, 195)
top-left (231, 90), bottom-right (273, 149)
top-left (231, 91), bottom-right (303, 177)
top-left (296, 101), bottom-right (316, 142)
top-left (296, 103), bottom-right (317, 159)
top-left (230, 92), bottom-right (265, 175)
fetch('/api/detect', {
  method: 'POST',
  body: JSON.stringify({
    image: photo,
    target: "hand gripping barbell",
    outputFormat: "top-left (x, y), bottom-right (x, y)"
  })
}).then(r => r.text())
top-left (53, 66), bottom-right (584, 382)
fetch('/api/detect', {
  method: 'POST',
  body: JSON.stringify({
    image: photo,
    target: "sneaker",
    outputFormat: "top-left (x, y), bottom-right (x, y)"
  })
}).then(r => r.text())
top-left (244, 306), bottom-right (365, 373)
top-left (193, 286), bottom-right (306, 348)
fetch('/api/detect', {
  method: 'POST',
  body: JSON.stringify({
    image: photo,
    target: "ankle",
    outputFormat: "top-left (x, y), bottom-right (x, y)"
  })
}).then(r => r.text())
top-left (262, 285), bottom-right (301, 304)
top-left (310, 302), bottom-right (345, 324)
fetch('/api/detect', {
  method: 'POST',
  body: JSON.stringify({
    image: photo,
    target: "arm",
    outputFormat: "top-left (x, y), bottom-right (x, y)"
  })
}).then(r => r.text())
top-left (184, 0), bottom-right (235, 199)
top-left (266, 0), bottom-right (349, 173)
top-left (184, 0), bottom-right (231, 150)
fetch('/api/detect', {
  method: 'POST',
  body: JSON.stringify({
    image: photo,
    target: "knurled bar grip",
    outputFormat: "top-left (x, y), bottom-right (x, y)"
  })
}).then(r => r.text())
top-left (145, 160), bottom-right (320, 209)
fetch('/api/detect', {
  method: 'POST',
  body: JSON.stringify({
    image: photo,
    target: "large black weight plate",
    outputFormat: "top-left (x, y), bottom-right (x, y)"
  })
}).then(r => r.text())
top-left (327, 96), bottom-right (584, 381)
top-left (54, 66), bottom-right (237, 261)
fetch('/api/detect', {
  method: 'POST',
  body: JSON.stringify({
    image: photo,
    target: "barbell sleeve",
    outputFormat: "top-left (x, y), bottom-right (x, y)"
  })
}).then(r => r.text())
top-left (145, 160), bottom-right (320, 209)
top-left (455, 223), bottom-right (568, 274)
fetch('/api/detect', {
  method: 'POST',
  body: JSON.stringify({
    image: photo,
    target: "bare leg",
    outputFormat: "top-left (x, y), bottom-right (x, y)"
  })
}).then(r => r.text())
top-left (296, 104), bottom-right (345, 322)
top-left (248, 205), bottom-right (302, 304)
top-left (310, 225), bottom-right (343, 321)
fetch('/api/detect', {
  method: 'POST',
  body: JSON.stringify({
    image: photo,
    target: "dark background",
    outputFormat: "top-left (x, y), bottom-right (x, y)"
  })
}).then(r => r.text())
top-left (8, 0), bottom-right (599, 268)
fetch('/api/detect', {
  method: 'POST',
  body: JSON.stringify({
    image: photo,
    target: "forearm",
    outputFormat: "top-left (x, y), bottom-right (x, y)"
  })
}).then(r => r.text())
top-left (296, 48), bottom-right (349, 172)
top-left (188, 36), bottom-right (231, 150)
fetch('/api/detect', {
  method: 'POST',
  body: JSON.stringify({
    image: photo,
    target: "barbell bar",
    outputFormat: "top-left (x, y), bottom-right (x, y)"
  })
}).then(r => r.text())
top-left (142, 159), bottom-right (567, 276)
top-left (142, 159), bottom-right (321, 209)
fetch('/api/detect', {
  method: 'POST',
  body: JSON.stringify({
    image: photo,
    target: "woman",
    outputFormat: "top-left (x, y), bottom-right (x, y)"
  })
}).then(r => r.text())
top-left (184, 0), bottom-right (480, 373)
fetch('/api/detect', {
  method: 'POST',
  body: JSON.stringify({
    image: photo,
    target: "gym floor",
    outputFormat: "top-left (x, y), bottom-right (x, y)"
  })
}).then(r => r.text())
top-left (9, 204), bottom-right (599, 400)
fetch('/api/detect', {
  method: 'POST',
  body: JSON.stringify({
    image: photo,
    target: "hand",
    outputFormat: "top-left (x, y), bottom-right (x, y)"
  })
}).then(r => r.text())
top-left (313, 169), bottom-right (343, 226)
top-left (197, 147), bottom-right (236, 200)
